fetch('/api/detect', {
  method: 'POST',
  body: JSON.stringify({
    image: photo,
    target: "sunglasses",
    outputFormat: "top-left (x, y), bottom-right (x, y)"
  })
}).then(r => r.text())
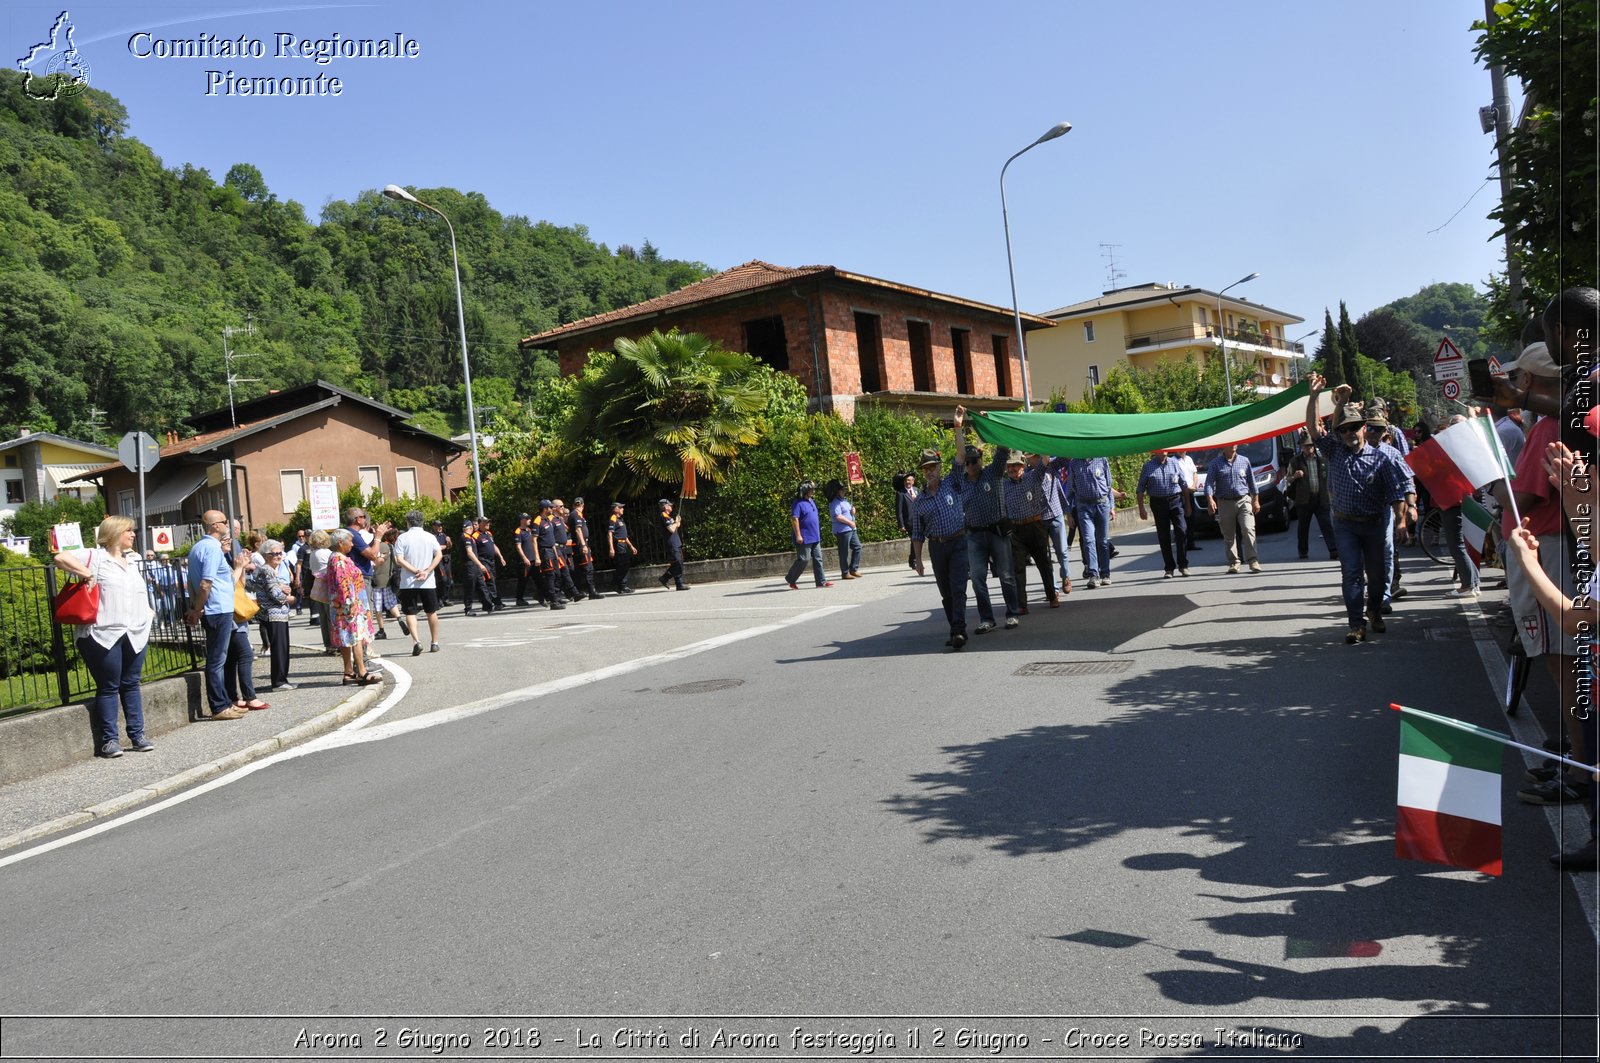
top-left (1337, 425), bottom-right (1362, 435)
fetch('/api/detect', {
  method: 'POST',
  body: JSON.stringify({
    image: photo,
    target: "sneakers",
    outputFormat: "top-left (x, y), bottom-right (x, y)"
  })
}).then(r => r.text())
top-left (975, 620), bottom-right (996, 634)
top-left (1519, 778), bottom-right (1592, 805)
top-left (212, 706), bottom-right (247, 720)
top-left (1248, 561), bottom-right (1262, 572)
top-left (97, 740), bottom-right (123, 758)
top-left (1227, 564), bottom-right (1240, 574)
top-left (1526, 762), bottom-right (1560, 784)
top-left (1084, 577), bottom-right (1099, 589)
top-left (1449, 586), bottom-right (1480, 598)
top-left (1178, 569), bottom-right (1190, 577)
top-left (430, 642), bottom-right (441, 653)
top-left (1004, 616), bottom-right (1020, 629)
top-left (1164, 571), bottom-right (1174, 579)
top-left (412, 643), bottom-right (423, 657)
top-left (129, 734), bottom-right (155, 752)
top-left (271, 683), bottom-right (297, 692)
top-left (1345, 627), bottom-right (1366, 644)
top-left (1100, 576), bottom-right (1112, 586)
top-left (1366, 611), bottom-right (1387, 634)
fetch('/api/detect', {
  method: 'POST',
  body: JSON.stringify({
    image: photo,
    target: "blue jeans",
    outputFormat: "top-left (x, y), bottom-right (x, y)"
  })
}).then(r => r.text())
top-left (1074, 500), bottom-right (1112, 580)
top-left (1332, 513), bottom-right (1392, 628)
top-left (1441, 505), bottom-right (1478, 591)
top-left (1044, 515), bottom-right (1072, 584)
top-left (967, 527), bottom-right (1019, 622)
top-left (77, 635), bottom-right (147, 747)
top-left (223, 623), bottom-right (258, 703)
top-left (927, 535), bottom-right (970, 635)
top-left (201, 612), bottom-right (233, 712)
top-left (834, 528), bottom-right (862, 577)
top-left (786, 540), bottom-right (826, 586)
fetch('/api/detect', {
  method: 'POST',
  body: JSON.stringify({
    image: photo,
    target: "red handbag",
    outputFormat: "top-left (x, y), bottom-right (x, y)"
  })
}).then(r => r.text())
top-left (53, 550), bottom-right (101, 624)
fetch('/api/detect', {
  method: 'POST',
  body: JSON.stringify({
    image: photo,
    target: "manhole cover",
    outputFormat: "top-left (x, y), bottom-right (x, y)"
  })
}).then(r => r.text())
top-left (1013, 660), bottom-right (1133, 677)
top-left (1423, 628), bottom-right (1493, 642)
top-left (661, 679), bottom-right (745, 694)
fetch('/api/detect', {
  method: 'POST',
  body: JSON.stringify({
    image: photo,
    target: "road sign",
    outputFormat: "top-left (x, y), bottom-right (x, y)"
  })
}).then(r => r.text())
top-left (117, 431), bottom-right (160, 473)
top-left (1433, 337), bottom-right (1466, 382)
top-left (1442, 379), bottom-right (1461, 401)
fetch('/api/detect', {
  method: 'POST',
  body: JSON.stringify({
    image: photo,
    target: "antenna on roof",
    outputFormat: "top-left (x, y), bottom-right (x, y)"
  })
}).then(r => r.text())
top-left (1099, 243), bottom-right (1126, 291)
top-left (222, 317), bottom-right (259, 427)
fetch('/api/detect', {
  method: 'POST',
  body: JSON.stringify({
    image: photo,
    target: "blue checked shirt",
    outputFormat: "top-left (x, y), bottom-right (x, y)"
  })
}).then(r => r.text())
top-left (1315, 434), bottom-right (1410, 516)
top-left (960, 448), bottom-right (1011, 527)
top-left (1376, 441), bottom-right (1414, 493)
top-left (1000, 464), bottom-right (1050, 520)
top-left (1064, 457), bottom-right (1113, 508)
top-left (1136, 455), bottom-right (1186, 499)
top-left (910, 464), bottom-right (968, 541)
top-left (1204, 453), bottom-right (1255, 500)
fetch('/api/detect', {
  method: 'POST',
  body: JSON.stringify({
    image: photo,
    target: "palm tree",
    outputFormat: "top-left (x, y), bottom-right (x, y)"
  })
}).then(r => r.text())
top-left (564, 329), bottom-right (772, 496)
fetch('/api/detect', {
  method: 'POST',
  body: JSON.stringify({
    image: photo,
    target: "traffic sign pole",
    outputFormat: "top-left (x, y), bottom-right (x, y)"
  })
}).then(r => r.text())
top-left (118, 431), bottom-right (161, 559)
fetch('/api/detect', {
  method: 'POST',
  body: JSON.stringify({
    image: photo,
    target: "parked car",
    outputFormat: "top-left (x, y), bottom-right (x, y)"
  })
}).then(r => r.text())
top-left (1186, 435), bottom-right (1293, 536)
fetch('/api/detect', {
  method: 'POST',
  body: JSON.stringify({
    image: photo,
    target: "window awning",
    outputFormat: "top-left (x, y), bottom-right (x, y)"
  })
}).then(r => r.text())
top-left (140, 467), bottom-right (210, 517)
top-left (45, 464), bottom-right (103, 491)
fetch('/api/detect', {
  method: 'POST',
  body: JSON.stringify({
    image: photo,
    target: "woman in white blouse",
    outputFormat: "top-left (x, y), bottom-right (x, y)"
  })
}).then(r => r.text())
top-left (52, 516), bottom-right (156, 759)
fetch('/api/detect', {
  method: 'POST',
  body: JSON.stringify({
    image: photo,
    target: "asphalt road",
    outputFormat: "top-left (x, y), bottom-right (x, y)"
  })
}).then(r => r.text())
top-left (1, 527), bottom-right (1595, 1061)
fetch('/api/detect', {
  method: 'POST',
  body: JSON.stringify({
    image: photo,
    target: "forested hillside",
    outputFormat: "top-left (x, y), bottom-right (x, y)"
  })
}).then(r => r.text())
top-left (0, 69), bottom-right (711, 441)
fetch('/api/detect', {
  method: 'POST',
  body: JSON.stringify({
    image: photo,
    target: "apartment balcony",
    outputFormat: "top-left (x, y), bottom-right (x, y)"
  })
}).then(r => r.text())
top-left (1124, 324), bottom-right (1307, 357)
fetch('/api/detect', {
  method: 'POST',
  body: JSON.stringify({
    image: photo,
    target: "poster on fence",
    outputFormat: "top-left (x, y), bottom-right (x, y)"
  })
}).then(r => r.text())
top-left (309, 477), bottom-right (340, 531)
top-left (51, 522), bottom-right (83, 552)
top-left (150, 526), bottom-right (174, 552)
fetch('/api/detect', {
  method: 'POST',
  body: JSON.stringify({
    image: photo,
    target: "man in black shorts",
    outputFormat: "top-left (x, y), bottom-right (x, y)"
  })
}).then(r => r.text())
top-left (393, 509), bottom-right (444, 654)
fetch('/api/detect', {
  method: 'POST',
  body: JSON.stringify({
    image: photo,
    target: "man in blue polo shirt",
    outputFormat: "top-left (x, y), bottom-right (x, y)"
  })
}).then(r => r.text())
top-left (1205, 444), bottom-right (1261, 574)
top-left (185, 509), bottom-right (245, 719)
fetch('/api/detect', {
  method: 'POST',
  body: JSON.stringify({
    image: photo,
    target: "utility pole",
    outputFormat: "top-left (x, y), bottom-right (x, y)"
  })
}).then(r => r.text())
top-left (1482, 0), bottom-right (1524, 307)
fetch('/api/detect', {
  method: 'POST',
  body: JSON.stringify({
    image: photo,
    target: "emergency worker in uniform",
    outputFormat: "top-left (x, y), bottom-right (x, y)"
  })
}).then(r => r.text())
top-left (568, 498), bottom-right (603, 600)
top-left (551, 499), bottom-right (583, 604)
top-left (533, 499), bottom-right (567, 609)
top-left (609, 502), bottom-right (635, 594)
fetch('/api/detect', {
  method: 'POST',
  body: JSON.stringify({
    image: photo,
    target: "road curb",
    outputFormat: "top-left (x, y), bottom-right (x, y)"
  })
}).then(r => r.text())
top-left (0, 683), bottom-right (386, 855)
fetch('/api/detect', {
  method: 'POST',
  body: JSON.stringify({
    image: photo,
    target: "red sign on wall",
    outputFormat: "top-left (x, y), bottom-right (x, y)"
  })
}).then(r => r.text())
top-left (845, 452), bottom-right (865, 485)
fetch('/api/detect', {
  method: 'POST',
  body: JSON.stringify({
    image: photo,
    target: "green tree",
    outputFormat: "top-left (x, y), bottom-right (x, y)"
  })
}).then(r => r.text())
top-left (1313, 309), bottom-right (1345, 389)
top-left (1337, 302), bottom-right (1362, 395)
top-left (564, 331), bottom-right (776, 496)
top-left (1474, 0), bottom-right (1599, 337)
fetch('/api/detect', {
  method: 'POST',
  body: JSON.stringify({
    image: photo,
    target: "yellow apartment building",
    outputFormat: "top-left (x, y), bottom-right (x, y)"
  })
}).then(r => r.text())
top-left (1026, 282), bottom-right (1307, 406)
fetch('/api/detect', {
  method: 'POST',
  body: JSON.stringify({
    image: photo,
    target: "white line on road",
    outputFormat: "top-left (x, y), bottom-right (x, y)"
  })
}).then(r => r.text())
top-left (0, 604), bottom-right (853, 868)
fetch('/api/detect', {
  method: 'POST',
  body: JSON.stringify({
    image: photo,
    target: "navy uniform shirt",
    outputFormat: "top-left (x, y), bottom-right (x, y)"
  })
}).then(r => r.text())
top-left (661, 510), bottom-right (682, 551)
top-left (1137, 455), bottom-right (1187, 499)
top-left (473, 529), bottom-right (499, 565)
top-left (552, 514), bottom-right (571, 558)
top-left (515, 525), bottom-right (535, 565)
top-left (1204, 453), bottom-right (1256, 500)
top-left (609, 513), bottom-right (631, 555)
top-left (910, 464), bottom-right (968, 541)
top-left (1000, 464), bottom-right (1050, 520)
top-left (533, 515), bottom-right (557, 559)
top-left (960, 447), bottom-right (1011, 527)
top-left (1314, 433), bottom-right (1410, 516)
top-left (570, 513), bottom-right (591, 562)
top-left (1064, 457), bottom-right (1113, 507)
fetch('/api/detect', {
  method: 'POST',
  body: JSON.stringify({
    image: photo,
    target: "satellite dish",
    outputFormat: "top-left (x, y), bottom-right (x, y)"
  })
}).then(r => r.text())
top-left (1271, 373), bottom-right (1282, 385)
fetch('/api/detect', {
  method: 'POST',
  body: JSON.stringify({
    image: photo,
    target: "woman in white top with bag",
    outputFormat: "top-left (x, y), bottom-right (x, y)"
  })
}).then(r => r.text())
top-left (52, 515), bottom-right (156, 758)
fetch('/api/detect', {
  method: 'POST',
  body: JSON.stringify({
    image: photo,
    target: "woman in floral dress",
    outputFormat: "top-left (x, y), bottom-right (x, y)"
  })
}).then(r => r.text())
top-left (327, 528), bottom-right (380, 685)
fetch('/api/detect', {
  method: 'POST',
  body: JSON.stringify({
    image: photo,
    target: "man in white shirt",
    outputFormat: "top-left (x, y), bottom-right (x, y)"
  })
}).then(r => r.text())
top-left (392, 508), bottom-right (444, 655)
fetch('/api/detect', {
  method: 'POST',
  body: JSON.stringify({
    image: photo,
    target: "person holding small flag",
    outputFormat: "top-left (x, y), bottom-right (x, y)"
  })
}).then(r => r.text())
top-left (1305, 375), bottom-right (1410, 644)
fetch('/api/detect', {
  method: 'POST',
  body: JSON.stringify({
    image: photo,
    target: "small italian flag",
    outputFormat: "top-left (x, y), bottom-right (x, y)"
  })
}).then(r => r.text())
top-left (1393, 704), bottom-right (1502, 875)
top-left (1461, 496), bottom-right (1494, 565)
top-left (1405, 415), bottom-right (1515, 509)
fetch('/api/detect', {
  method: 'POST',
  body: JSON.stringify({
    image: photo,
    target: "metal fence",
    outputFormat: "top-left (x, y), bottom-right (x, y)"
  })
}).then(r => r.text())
top-left (0, 559), bottom-right (203, 719)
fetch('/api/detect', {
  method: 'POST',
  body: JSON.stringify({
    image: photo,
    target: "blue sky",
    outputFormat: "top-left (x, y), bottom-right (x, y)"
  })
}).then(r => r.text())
top-left (7, 0), bottom-right (1509, 332)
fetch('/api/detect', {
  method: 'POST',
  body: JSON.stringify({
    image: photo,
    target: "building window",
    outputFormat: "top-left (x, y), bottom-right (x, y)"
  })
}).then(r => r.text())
top-left (396, 467), bottom-right (419, 499)
top-left (1088, 364), bottom-right (1101, 387)
top-left (950, 328), bottom-right (972, 394)
top-left (907, 320), bottom-right (934, 392)
top-left (279, 470), bottom-right (306, 514)
top-left (118, 489), bottom-right (135, 516)
top-left (853, 312), bottom-right (884, 393)
top-left (992, 335), bottom-right (1011, 397)
top-left (3, 454), bottom-right (16, 467)
top-left (1083, 321), bottom-right (1095, 342)
top-left (742, 316), bottom-right (789, 372)
top-left (357, 466), bottom-right (381, 497)
top-left (4, 478), bottom-right (22, 504)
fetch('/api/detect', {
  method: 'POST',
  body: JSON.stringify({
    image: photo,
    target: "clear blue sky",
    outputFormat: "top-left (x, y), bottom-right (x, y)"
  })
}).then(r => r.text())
top-left (7, 0), bottom-right (1509, 331)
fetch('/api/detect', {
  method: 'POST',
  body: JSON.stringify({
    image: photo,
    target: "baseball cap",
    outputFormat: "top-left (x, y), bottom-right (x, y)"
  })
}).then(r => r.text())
top-left (518, 512), bottom-right (530, 519)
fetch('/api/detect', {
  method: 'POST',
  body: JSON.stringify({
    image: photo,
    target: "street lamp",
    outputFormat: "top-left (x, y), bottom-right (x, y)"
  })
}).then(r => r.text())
top-left (1289, 329), bottom-right (1318, 382)
top-left (1216, 271), bottom-right (1260, 406)
top-left (1000, 120), bottom-right (1072, 412)
top-left (383, 183), bottom-right (485, 520)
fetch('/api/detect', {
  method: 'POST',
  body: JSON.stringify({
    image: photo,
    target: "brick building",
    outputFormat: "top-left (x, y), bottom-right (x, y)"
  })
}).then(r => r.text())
top-left (519, 260), bottom-right (1056, 418)
top-left (69, 382), bottom-right (468, 541)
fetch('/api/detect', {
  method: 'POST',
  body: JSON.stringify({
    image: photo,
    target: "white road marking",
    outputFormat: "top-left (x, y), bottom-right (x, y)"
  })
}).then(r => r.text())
top-left (0, 605), bottom-right (854, 867)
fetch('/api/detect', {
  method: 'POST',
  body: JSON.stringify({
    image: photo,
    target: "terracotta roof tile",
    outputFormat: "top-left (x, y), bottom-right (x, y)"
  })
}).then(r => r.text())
top-left (73, 417), bottom-right (282, 480)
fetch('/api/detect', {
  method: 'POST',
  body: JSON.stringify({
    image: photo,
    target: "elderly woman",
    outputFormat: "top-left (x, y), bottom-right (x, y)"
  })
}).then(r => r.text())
top-left (52, 516), bottom-right (156, 758)
top-left (327, 528), bottom-right (380, 684)
top-left (247, 539), bottom-right (297, 691)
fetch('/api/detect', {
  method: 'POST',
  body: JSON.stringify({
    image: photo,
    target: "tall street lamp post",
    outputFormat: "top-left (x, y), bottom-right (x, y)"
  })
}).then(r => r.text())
top-left (1289, 329), bottom-right (1319, 383)
top-left (383, 184), bottom-right (485, 520)
top-left (1216, 271), bottom-right (1260, 406)
top-left (1000, 120), bottom-right (1072, 412)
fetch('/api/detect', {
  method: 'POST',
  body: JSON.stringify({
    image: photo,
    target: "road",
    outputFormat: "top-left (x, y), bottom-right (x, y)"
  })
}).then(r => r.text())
top-left (1, 526), bottom-right (1594, 1060)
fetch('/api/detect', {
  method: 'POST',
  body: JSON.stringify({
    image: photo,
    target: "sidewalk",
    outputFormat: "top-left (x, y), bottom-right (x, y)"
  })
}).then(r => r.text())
top-left (0, 616), bottom-right (386, 852)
